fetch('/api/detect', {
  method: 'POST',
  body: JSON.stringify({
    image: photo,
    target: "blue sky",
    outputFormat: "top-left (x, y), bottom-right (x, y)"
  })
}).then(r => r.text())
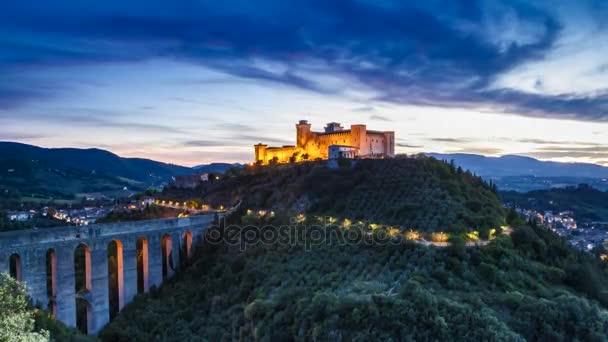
top-left (1, 0), bottom-right (607, 166)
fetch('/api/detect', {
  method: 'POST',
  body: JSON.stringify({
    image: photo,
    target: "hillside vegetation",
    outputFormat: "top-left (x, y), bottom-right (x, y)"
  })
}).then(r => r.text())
top-left (159, 156), bottom-right (505, 233)
top-left (501, 184), bottom-right (608, 222)
top-left (100, 214), bottom-right (608, 341)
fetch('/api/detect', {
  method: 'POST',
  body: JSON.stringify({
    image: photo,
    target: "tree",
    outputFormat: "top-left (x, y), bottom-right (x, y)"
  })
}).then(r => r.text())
top-left (0, 273), bottom-right (50, 341)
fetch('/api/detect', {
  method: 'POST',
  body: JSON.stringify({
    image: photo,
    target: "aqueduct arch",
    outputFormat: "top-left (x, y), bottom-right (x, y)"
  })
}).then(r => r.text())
top-left (9, 253), bottom-right (21, 281)
top-left (0, 215), bottom-right (215, 335)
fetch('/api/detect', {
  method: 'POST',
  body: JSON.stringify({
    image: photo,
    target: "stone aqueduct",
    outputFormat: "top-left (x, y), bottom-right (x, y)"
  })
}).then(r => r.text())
top-left (0, 215), bottom-right (216, 335)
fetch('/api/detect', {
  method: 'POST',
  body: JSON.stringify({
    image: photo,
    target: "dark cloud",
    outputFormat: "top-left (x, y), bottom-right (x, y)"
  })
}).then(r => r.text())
top-left (233, 134), bottom-right (293, 146)
top-left (448, 147), bottom-right (504, 155)
top-left (396, 143), bottom-right (423, 148)
top-left (351, 106), bottom-right (374, 112)
top-left (526, 144), bottom-right (608, 160)
top-left (1, 0), bottom-right (608, 121)
top-left (183, 140), bottom-right (227, 147)
top-left (429, 137), bottom-right (475, 143)
top-left (0, 132), bottom-right (47, 140)
top-left (369, 114), bottom-right (392, 122)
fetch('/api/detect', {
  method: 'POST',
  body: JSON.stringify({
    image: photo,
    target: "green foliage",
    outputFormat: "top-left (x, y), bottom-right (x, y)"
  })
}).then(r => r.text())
top-left (101, 219), bottom-right (608, 341)
top-left (0, 273), bottom-right (50, 341)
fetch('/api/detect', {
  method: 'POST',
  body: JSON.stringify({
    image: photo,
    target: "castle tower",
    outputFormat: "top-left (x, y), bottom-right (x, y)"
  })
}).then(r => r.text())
top-left (383, 131), bottom-right (395, 157)
top-left (350, 124), bottom-right (367, 155)
top-left (296, 120), bottom-right (312, 149)
top-left (254, 144), bottom-right (267, 163)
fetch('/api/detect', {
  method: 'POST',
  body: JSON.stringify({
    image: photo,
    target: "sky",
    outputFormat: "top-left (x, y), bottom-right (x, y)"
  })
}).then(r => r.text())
top-left (1, 0), bottom-right (607, 166)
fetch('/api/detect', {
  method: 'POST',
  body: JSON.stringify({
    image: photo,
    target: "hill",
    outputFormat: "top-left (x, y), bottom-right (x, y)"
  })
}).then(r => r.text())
top-left (427, 153), bottom-right (608, 191)
top-left (0, 142), bottom-right (192, 183)
top-left (0, 142), bottom-right (193, 205)
top-left (501, 184), bottom-right (608, 222)
top-left (100, 210), bottom-right (608, 340)
top-left (158, 156), bottom-right (505, 233)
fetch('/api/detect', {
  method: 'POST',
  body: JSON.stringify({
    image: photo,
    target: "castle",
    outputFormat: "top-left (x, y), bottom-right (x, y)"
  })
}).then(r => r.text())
top-left (254, 120), bottom-right (395, 164)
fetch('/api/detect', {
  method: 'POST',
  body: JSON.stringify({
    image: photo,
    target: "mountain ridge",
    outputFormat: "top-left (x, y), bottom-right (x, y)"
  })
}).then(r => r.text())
top-left (427, 153), bottom-right (608, 178)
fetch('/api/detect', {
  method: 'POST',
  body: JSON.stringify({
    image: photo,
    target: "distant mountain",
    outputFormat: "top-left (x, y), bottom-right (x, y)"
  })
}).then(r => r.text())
top-left (427, 153), bottom-right (608, 179)
top-left (0, 142), bottom-right (198, 204)
top-left (193, 162), bottom-right (243, 174)
top-left (0, 142), bottom-right (192, 184)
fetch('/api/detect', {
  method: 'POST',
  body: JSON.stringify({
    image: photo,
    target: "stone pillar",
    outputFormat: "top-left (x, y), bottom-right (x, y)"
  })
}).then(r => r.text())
top-left (89, 243), bottom-right (109, 335)
top-left (22, 247), bottom-right (49, 309)
top-left (122, 239), bottom-right (138, 303)
top-left (148, 234), bottom-right (163, 289)
top-left (0, 251), bottom-right (8, 274)
top-left (55, 245), bottom-right (76, 328)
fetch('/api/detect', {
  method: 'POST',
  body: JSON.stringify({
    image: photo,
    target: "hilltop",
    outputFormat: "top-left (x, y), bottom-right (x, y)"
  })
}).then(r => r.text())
top-left (158, 156), bottom-right (505, 233)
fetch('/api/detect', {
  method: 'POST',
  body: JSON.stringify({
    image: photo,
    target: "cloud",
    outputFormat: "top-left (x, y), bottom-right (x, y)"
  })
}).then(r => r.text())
top-left (351, 106), bottom-right (374, 112)
top-left (369, 114), bottom-right (392, 122)
top-left (525, 144), bottom-right (608, 160)
top-left (182, 140), bottom-right (227, 147)
top-left (396, 143), bottom-right (423, 148)
top-left (0, 132), bottom-right (47, 140)
top-left (513, 138), bottom-right (601, 145)
top-left (7, 107), bottom-right (189, 134)
top-left (1, 0), bottom-right (607, 121)
top-left (448, 147), bottom-right (504, 155)
top-left (429, 137), bottom-right (475, 143)
top-left (233, 134), bottom-right (293, 146)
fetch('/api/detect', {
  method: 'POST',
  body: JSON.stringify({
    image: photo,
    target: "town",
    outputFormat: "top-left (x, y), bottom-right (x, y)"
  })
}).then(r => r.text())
top-left (516, 207), bottom-right (608, 255)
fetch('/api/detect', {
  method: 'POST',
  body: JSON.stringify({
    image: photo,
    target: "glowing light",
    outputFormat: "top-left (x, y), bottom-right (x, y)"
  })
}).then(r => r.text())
top-left (247, 209), bottom-right (253, 215)
top-left (369, 223), bottom-right (379, 230)
top-left (296, 214), bottom-right (306, 222)
top-left (342, 218), bottom-right (352, 228)
top-left (406, 230), bottom-right (420, 240)
top-left (431, 232), bottom-right (449, 243)
top-left (258, 210), bottom-right (266, 216)
top-left (489, 228), bottom-right (497, 240)
top-left (388, 227), bottom-right (400, 237)
top-left (466, 231), bottom-right (479, 241)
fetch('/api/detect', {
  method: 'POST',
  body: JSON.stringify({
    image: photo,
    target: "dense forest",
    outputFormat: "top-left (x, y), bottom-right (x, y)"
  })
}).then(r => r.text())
top-left (501, 184), bottom-right (608, 222)
top-left (159, 156), bottom-right (505, 234)
top-left (100, 212), bottom-right (608, 341)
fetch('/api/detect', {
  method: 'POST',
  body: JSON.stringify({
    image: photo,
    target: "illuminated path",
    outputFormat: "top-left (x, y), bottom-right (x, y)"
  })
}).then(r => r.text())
top-left (0, 215), bottom-right (216, 335)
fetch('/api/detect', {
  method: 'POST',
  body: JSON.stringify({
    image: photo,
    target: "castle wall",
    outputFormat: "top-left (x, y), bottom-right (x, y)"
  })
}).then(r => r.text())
top-left (262, 146), bottom-right (299, 163)
top-left (254, 121), bottom-right (395, 164)
top-left (365, 132), bottom-right (388, 156)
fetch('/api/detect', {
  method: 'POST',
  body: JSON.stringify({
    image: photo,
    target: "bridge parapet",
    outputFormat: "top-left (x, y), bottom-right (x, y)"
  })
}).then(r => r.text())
top-left (0, 214), bottom-right (216, 335)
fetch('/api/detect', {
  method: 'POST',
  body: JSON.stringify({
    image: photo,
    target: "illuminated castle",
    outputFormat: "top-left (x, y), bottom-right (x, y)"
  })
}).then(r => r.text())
top-left (254, 120), bottom-right (395, 164)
